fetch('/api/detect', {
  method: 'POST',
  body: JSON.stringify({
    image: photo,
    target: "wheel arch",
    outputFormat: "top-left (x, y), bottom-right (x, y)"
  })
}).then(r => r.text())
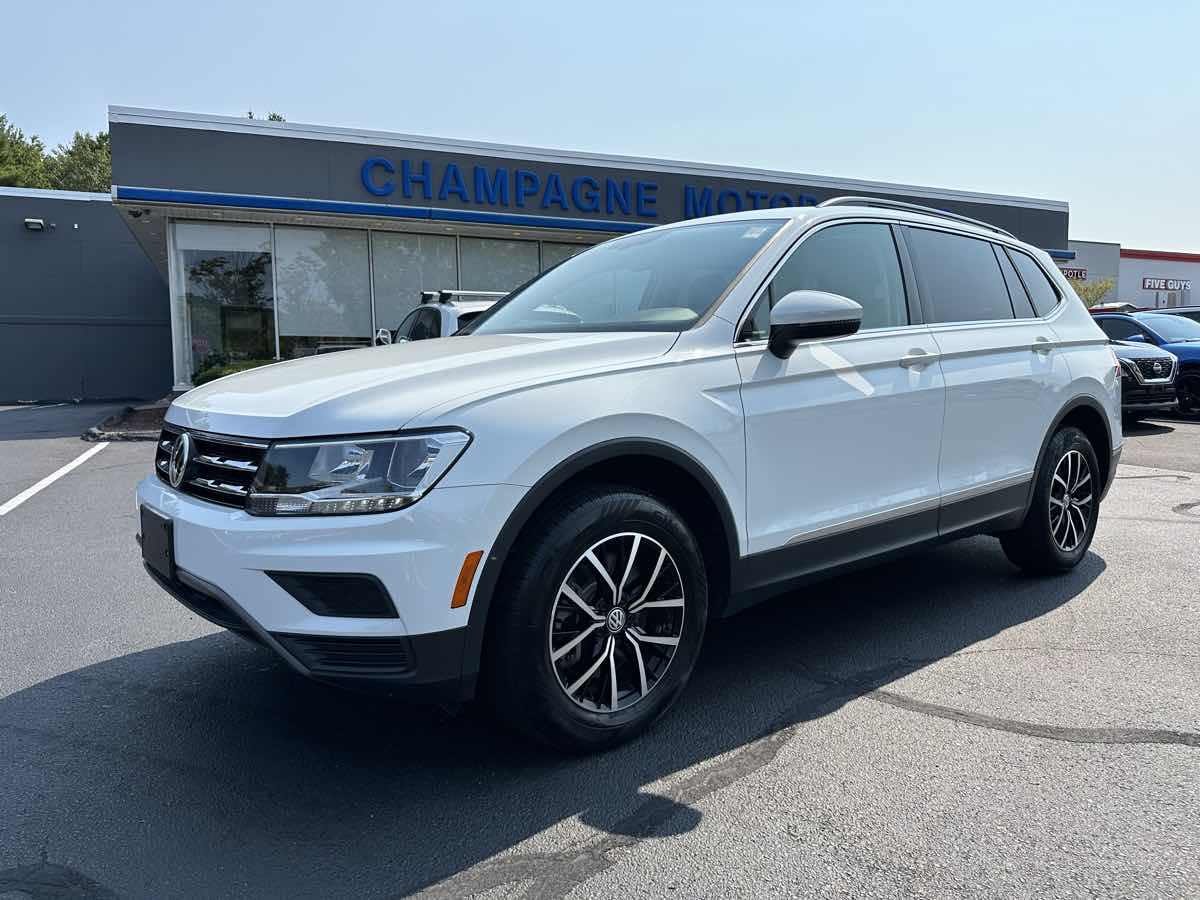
top-left (458, 439), bottom-right (740, 696)
top-left (1027, 395), bottom-right (1115, 514)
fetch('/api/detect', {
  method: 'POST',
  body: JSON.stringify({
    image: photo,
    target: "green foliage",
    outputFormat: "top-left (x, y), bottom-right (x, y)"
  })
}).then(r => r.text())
top-left (45, 130), bottom-right (111, 192)
top-left (1068, 276), bottom-right (1116, 308)
top-left (0, 114), bottom-right (49, 187)
top-left (0, 114), bottom-right (111, 191)
top-left (193, 358), bottom-right (277, 386)
top-left (246, 111), bottom-right (286, 121)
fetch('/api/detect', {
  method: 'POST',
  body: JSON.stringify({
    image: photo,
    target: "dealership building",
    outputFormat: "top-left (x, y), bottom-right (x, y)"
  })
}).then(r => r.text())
top-left (104, 107), bottom-right (1077, 393)
top-left (1, 105), bottom-right (1188, 403)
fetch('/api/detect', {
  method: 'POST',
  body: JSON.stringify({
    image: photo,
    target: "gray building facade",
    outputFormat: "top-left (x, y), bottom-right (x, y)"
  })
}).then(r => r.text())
top-left (0, 187), bottom-right (170, 403)
top-left (103, 107), bottom-right (1069, 390)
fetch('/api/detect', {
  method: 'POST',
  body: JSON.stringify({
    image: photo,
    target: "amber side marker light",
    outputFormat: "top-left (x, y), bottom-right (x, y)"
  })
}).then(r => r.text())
top-left (451, 550), bottom-right (485, 609)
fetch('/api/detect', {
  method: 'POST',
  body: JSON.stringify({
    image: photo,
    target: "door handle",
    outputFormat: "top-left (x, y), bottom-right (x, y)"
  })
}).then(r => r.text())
top-left (899, 349), bottom-right (939, 369)
top-left (1032, 336), bottom-right (1054, 354)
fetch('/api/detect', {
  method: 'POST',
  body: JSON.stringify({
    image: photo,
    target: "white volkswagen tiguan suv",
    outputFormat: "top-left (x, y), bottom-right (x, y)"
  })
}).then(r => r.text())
top-left (138, 198), bottom-right (1121, 751)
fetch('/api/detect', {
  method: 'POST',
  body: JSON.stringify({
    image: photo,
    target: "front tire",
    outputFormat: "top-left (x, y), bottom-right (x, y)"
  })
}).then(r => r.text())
top-left (483, 485), bottom-right (708, 752)
top-left (1000, 426), bottom-right (1100, 574)
top-left (1178, 375), bottom-right (1200, 418)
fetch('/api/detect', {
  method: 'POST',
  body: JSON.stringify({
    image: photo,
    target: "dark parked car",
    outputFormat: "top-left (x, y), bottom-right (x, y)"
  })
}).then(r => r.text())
top-left (1109, 340), bottom-right (1178, 421)
top-left (1094, 312), bottom-right (1200, 416)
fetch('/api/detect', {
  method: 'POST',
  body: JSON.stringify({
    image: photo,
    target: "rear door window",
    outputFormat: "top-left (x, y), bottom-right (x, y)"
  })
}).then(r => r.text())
top-left (1007, 249), bottom-right (1061, 316)
top-left (904, 227), bottom-right (1014, 323)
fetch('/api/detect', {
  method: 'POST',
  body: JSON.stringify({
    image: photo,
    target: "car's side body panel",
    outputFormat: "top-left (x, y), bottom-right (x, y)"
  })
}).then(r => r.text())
top-left (925, 317), bottom-right (1073, 497)
top-left (734, 326), bottom-right (945, 555)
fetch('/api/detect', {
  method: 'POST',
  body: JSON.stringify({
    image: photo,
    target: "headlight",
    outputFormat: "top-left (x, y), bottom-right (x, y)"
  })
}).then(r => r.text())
top-left (246, 429), bottom-right (471, 516)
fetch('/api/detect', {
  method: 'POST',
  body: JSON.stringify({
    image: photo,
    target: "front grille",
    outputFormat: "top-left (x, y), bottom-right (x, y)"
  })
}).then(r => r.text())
top-left (155, 426), bottom-right (268, 508)
top-left (1134, 357), bottom-right (1175, 382)
top-left (274, 633), bottom-right (414, 677)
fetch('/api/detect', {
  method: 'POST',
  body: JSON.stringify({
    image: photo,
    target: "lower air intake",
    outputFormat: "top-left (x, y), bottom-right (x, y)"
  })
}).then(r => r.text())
top-left (274, 633), bottom-right (414, 677)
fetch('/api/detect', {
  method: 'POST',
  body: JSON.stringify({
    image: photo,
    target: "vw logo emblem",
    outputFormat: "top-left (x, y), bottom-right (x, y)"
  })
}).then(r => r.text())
top-left (1153, 361), bottom-right (1164, 375)
top-left (606, 607), bottom-right (627, 633)
top-left (169, 432), bottom-right (192, 488)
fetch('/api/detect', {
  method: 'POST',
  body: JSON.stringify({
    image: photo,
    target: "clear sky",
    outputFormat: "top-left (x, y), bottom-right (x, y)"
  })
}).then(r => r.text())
top-left (6, 0), bottom-right (1198, 251)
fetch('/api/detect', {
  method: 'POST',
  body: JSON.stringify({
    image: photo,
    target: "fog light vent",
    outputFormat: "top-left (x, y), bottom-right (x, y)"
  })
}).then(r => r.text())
top-left (267, 572), bottom-right (397, 618)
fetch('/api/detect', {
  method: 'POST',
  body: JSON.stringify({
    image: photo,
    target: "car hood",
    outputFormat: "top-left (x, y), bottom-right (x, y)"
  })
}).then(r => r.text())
top-left (1111, 340), bottom-right (1177, 361)
top-left (166, 332), bottom-right (678, 438)
top-left (1159, 340), bottom-right (1200, 360)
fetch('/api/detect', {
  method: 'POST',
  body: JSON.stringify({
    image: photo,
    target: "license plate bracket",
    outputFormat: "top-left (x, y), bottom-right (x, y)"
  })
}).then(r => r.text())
top-left (140, 506), bottom-right (175, 580)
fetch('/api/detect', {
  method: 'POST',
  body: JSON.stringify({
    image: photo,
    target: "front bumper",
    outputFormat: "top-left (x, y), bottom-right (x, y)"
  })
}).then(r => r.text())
top-left (1120, 376), bottom-right (1177, 412)
top-left (136, 475), bottom-right (525, 699)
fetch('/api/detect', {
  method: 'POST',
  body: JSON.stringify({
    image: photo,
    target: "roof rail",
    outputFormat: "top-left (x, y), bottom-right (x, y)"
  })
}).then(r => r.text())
top-left (817, 196), bottom-right (1016, 239)
top-left (419, 289), bottom-right (508, 305)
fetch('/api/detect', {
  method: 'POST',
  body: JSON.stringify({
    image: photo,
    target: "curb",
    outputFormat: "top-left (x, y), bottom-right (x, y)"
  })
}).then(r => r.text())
top-left (81, 404), bottom-right (165, 442)
top-left (82, 426), bottom-right (161, 442)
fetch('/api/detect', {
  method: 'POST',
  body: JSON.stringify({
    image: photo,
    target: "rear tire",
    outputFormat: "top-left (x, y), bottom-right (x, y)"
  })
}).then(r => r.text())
top-left (1000, 426), bottom-right (1100, 574)
top-left (483, 485), bottom-right (708, 752)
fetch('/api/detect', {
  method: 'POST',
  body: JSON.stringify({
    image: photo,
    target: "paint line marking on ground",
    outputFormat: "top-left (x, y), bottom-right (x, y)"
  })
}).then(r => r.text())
top-left (0, 403), bottom-right (68, 413)
top-left (0, 442), bottom-right (109, 517)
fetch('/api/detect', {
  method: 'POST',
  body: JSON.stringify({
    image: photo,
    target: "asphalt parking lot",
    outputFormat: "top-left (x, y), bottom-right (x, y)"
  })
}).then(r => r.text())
top-left (0, 405), bottom-right (1197, 899)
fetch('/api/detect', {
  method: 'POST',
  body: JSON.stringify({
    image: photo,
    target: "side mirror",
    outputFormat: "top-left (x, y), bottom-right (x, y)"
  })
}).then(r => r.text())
top-left (768, 290), bottom-right (863, 358)
top-left (374, 328), bottom-right (393, 346)
top-left (1124, 333), bottom-right (1146, 344)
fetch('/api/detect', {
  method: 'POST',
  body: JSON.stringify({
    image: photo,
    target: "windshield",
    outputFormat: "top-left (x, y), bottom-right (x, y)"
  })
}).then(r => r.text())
top-left (1139, 313), bottom-right (1200, 342)
top-left (465, 219), bottom-right (785, 334)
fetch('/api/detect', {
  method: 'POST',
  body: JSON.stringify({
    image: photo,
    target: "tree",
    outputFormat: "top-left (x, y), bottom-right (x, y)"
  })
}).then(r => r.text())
top-left (45, 130), bottom-right (111, 192)
top-left (1067, 276), bottom-right (1116, 308)
top-left (246, 110), bottom-right (286, 121)
top-left (0, 114), bottom-right (49, 188)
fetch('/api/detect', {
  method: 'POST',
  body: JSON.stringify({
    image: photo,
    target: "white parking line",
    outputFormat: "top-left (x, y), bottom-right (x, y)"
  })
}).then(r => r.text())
top-left (0, 442), bottom-right (109, 517)
top-left (0, 402), bottom-right (68, 413)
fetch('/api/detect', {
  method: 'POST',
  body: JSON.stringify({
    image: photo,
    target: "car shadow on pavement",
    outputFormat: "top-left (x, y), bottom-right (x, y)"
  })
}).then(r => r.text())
top-left (0, 537), bottom-right (1103, 900)
top-left (1123, 419), bottom-right (1174, 437)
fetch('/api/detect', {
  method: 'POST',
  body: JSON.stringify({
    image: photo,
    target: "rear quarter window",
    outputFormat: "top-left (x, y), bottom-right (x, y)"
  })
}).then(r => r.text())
top-left (994, 245), bottom-right (1037, 318)
top-left (1007, 249), bottom-right (1061, 317)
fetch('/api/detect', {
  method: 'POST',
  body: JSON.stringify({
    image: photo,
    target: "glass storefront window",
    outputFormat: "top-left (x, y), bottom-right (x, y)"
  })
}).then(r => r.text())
top-left (172, 222), bottom-right (274, 386)
top-left (541, 241), bottom-right (590, 271)
top-left (275, 226), bottom-right (373, 358)
top-left (371, 232), bottom-right (458, 329)
top-left (167, 223), bottom-right (617, 384)
top-left (460, 237), bottom-right (539, 292)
